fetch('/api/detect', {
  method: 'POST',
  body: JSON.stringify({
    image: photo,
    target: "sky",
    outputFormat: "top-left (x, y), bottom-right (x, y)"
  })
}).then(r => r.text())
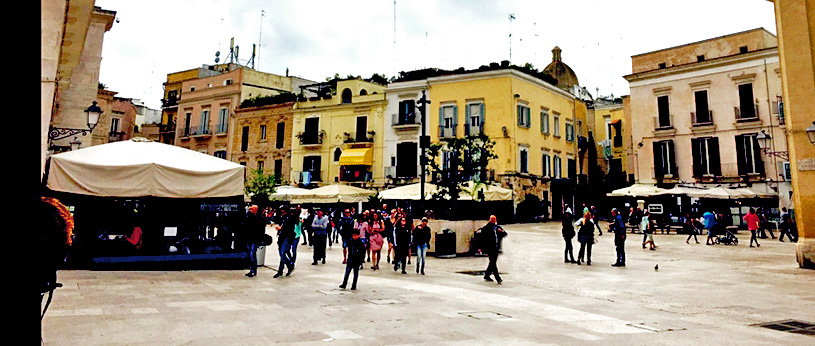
top-left (94, 0), bottom-right (778, 110)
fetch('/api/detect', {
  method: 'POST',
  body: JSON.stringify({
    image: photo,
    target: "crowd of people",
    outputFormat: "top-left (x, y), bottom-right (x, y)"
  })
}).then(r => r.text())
top-left (242, 203), bottom-right (449, 290)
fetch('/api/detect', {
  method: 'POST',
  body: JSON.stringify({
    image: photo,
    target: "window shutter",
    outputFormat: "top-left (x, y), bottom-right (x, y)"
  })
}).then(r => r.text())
top-left (708, 137), bottom-right (721, 176)
top-left (653, 142), bottom-right (664, 178)
top-left (667, 140), bottom-right (677, 177)
top-left (464, 104), bottom-right (471, 136)
top-left (525, 108), bottom-right (531, 128)
top-left (479, 103), bottom-right (485, 134)
top-left (735, 135), bottom-right (747, 176)
top-left (691, 138), bottom-right (703, 178)
top-left (517, 105), bottom-right (522, 126)
top-left (452, 106), bottom-right (458, 137)
top-left (752, 135), bottom-right (765, 176)
top-left (438, 107), bottom-right (445, 137)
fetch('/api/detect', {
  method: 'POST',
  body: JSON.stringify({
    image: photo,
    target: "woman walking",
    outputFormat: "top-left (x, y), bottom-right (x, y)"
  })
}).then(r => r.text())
top-left (368, 212), bottom-right (385, 270)
top-left (393, 217), bottom-right (412, 274)
top-left (412, 217), bottom-right (432, 274)
top-left (685, 213), bottom-right (700, 244)
top-left (562, 210), bottom-right (576, 263)
top-left (640, 210), bottom-right (650, 249)
top-left (354, 214), bottom-right (369, 269)
top-left (642, 211), bottom-right (656, 250)
top-left (744, 208), bottom-right (761, 248)
top-left (575, 211), bottom-right (595, 265)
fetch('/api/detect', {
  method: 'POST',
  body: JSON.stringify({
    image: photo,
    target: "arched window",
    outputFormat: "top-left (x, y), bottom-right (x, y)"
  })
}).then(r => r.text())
top-left (341, 89), bottom-right (352, 103)
top-left (334, 147), bottom-right (342, 161)
top-left (359, 89), bottom-right (368, 96)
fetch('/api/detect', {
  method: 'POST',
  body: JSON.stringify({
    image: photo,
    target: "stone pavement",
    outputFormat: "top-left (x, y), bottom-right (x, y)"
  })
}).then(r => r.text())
top-left (42, 221), bottom-right (815, 345)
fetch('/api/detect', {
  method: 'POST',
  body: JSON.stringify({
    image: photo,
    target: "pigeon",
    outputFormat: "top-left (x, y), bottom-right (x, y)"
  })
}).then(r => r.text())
top-left (654, 264), bottom-right (659, 271)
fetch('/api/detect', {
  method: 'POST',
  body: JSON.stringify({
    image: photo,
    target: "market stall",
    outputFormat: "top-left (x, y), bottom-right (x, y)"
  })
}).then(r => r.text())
top-left (43, 138), bottom-right (248, 269)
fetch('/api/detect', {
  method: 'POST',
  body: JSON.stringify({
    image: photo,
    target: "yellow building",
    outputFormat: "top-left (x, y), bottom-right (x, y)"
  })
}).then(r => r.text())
top-left (768, 0), bottom-right (815, 269)
top-left (290, 78), bottom-right (387, 187)
top-left (404, 65), bottom-right (588, 218)
top-left (590, 97), bottom-right (631, 188)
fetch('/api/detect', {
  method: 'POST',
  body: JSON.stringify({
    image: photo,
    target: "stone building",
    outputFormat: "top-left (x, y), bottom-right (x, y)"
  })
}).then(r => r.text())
top-left (232, 101), bottom-right (295, 182)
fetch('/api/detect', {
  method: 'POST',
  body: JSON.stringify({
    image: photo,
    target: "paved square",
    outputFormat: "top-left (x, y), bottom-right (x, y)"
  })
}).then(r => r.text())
top-left (42, 221), bottom-right (815, 345)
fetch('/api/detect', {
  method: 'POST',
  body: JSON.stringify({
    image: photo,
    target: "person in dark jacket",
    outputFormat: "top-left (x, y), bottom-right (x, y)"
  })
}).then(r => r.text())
top-left (611, 208), bottom-right (627, 267)
top-left (575, 212), bottom-right (595, 266)
top-left (393, 217), bottom-right (412, 274)
top-left (244, 205), bottom-right (268, 278)
top-left (590, 206), bottom-right (603, 236)
top-left (481, 215), bottom-right (506, 283)
top-left (562, 211), bottom-right (576, 263)
top-left (339, 232), bottom-right (366, 290)
top-left (274, 208), bottom-right (298, 278)
top-left (338, 209), bottom-right (356, 264)
top-left (412, 217), bottom-right (432, 275)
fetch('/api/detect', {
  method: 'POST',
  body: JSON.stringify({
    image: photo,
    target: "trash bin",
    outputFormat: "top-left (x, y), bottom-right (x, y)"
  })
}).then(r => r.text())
top-left (256, 246), bottom-right (267, 266)
top-left (435, 229), bottom-right (456, 258)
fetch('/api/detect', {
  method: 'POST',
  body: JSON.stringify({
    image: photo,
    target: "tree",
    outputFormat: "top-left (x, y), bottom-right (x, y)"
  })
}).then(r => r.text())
top-left (244, 168), bottom-right (280, 206)
top-left (425, 134), bottom-right (498, 218)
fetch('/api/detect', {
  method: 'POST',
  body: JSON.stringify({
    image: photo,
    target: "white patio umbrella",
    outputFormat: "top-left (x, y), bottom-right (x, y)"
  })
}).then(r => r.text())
top-left (269, 186), bottom-right (312, 200)
top-left (607, 184), bottom-right (667, 197)
top-left (290, 184), bottom-right (376, 204)
top-left (654, 185), bottom-right (709, 197)
top-left (460, 181), bottom-right (513, 201)
top-left (377, 183), bottom-right (439, 200)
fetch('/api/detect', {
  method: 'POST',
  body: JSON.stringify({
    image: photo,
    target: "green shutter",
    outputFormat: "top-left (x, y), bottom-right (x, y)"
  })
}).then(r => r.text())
top-left (439, 107), bottom-right (445, 137)
top-left (452, 106), bottom-right (458, 137)
top-left (479, 103), bottom-right (485, 134)
top-left (465, 104), bottom-right (471, 136)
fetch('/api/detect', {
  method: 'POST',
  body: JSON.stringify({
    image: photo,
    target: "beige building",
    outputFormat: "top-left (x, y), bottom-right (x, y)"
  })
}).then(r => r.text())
top-left (232, 101), bottom-right (295, 182)
top-left (768, 0), bottom-right (815, 269)
top-left (588, 97), bottom-right (632, 189)
top-left (41, 1), bottom-right (116, 173)
top-left (625, 28), bottom-right (791, 221)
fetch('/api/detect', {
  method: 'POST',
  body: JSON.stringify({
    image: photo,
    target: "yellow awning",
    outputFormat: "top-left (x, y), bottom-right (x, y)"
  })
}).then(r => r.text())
top-left (338, 148), bottom-right (373, 166)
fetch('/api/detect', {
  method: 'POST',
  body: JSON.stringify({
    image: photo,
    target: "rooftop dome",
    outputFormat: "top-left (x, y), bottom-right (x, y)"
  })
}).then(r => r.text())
top-left (542, 46), bottom-right (579, 90)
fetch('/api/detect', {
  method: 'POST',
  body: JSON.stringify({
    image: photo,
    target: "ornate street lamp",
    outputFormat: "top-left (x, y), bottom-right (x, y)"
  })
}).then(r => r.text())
top-left (806, 121), bottom-right (815, 145)
top-left (756, 130), bottom-right (789, 160)
top-left (69, 137), bottom-right (82, 151)
top-left (48, 101), bottom-right (102, 141)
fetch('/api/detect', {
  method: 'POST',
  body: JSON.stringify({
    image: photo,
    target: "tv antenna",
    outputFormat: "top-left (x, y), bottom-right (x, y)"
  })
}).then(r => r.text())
top-left (258, 10), bottom-right (265, 70)
top-left (508, 14), bottom-right (515, 63)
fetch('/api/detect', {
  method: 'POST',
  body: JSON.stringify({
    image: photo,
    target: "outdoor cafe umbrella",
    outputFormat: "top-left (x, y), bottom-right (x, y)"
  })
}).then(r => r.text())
top-left (290, 184), bottom-right (376, 204)
top-left (607, 184), bottom-right (667, 197)
top-left (377, 183), bottom-right (439, 200)
top-left (269, 185), bottom-right (312, 201)
top-left (460, 181), bottom-right (513, 201)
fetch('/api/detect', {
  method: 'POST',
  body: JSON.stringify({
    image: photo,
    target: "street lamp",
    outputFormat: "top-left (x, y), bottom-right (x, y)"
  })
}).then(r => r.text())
top-left (48, 101), bottom-right (102, 141)
top-left (756, 130), bottom-right (789, 160)
top-left (806, 121), bottom-right (815, 144)
top-left (69, 137), bottom-right (82, 151)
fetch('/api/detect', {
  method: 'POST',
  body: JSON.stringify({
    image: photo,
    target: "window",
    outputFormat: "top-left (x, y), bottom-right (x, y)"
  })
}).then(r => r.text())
top-left (553, 115), bottom-right (561, 137)
top-left (693, 90), bottom-right (711, 124)
top-left (356, 116), bottom-right (368, 142)
top-left (697, 55), bottom-right (705, 62)
top-left (439, 105), bottom-right (457, 138)
top-left (517, 104), bottom-right (531, 128)
top-left (199, 109), bottom-right (210, 134)
top-left (217, 108), bottom-right (228, 133)
top-left (224, 79), bottom-right (232, 86)
top-left (657, 95), bottom-right (671, 128)
top-left (565, 123), bottom-right (575, 142)
top-left (257, 161), bottom-right (264, 172)
top-left (691, 137), bottom-right (721, 177)
top-left (341, 89), bottom-right (352, 103)
top-left (540, 111), bottom-right (550, 134)
top-left (658, 62), bottom-right (667, 69)
top-left (466, 102), bottom-right (484, 135)
top-left (605, 118), bottom-right (613, 141)
top-left (553, 155), bottom-right (561, 179)
top-left (303, 117), bottom-right (320, 144)
top-left (190, 85), bottom-right (196, 92)
top-left (111, 118), bottom-right (120, 133)
top-left (241, 126), bottom-right (249, 151)
top-left (334, 148), bottom-right (342, 161)
top-left (359, 89), bottom-right (368, 96)
top-left (214, 151), bottom-right (226, 159)
top-left (276, 122), bottom-right (285, 148)
top-left (568, 158), bottom-right (576, 180)
top-left (735, 134), bottom-right (764, 176)
top-left (653, 140), bottom-right (677, 178)
top-left (260, 125), bottom-right (267, 141)
top-left (739, 46), bottom-right (749, 53)
top-left (542, 153), bottom-right (550, 177)
top-left (274, 160), bottom-right (283, 178)
top-left (184, 112), bottom-right (192, 136)
top-left (736, 83), bottom-right (757, 120)
top-left (398, 100), bottom-right (416, 125)
top-left (396, 142), bottom-right (418, 178)
top-left (303, 156), bottom-right (322, 181)
top-left (612, 121), bottom-right (623, 147)
top-left (519, 147), bottom-right (529, 173)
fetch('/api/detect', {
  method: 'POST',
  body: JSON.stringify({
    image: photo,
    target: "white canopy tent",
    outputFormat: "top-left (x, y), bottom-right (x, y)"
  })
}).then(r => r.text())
top-left (460, 181), bottom-right (513, 201)
top-left (378, 182), bottom-right (513, 201)
top-left (607, 184), bottom-right (667, 197)
top-left (378, 183), bottom-right (439, 200)
top-left (289, 184), bottom-right (376, 204)
top-left (46, 139), bottom-right (245, 198)
top-left (269, 186), bottom-right (312, 201)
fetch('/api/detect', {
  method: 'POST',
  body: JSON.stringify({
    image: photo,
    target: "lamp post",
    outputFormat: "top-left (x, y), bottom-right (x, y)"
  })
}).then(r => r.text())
top-left (756, 130), bottom-right (789, 161)
top-left (69, 137), bottom-right (82, 151)
top-left (48, 101), bottom-right (102, 141)
top-left (416, 90), bottom-right (431, 208)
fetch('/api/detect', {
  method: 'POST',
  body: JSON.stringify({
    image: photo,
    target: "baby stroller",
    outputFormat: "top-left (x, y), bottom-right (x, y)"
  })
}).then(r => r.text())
top-left (713, 226), bottom-right (738, 245)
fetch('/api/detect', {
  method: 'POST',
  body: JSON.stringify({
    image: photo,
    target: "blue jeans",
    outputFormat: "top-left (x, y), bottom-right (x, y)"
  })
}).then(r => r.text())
top-left (247, 243), bottom-right (258, 274)
top-left (415, 244), bottom-right (428, 270)
top-left (277, 237), bottom-right (294, 274)
top-left (291, 237), bottom-right (300, 263)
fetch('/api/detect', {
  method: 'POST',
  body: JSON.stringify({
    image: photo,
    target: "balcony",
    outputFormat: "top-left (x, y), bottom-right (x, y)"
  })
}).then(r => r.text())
top-left (392, 113), bottom-right (421, 129)
top-left (109, 131), bottom-right (125, 142)
top-left (734, 105), bottom-right (760, 122)
top-left (653, 115), bottom-right (676, 137)
top-left (190, 125), bottom-right (212, 137)
top-left (298, 131), bottom-right (325, 148)
top-left (293, 170), bottom-right (323, 183)
top-left (342, 132), bottom-right (374, 145)
top-left (439, 126), bottom-right (456, 138)
top-left (691, 110), bottom-right (714, 126)
top-left (384, 165), bottom-right (421, 179)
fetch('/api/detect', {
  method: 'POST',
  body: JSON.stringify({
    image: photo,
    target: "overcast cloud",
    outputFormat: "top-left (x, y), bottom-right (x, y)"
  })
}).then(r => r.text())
top-left (94, 0), bottom-right (778, 110)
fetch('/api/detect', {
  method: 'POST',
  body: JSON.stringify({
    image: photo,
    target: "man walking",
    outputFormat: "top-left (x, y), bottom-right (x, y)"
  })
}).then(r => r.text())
top-left (311, 209), bottom-right (329, 265)
top-left (590, 206), bottom-right (603, 236)
top-left (481, 215), bottom-right (506, 284)
top-left (610, 208), bottom-right (626, 267)
top-left (274, 207), bottom-right (298, 278)
top-left (244, 204), bottom-right (268, 277)
top-left (338, 209), bottom-right (356, 264)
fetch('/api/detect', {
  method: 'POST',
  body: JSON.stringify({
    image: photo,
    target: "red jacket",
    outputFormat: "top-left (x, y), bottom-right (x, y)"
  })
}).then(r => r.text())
top-left (743, 213), bottom-right (760, 231)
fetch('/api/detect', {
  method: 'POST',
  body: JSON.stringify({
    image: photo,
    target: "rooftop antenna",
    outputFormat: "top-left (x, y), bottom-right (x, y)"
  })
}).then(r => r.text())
top-left (508, 14), bottom-right (515, 63)
top-left (258, 10), bottom-right (265, 70)
top-left (534, 22), bottom-right (538, 65)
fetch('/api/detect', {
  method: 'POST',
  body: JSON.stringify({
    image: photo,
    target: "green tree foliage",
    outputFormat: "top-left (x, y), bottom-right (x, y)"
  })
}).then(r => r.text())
top-left (244, 168), bottom-right (280, 206)
top-left (239, 92), bottom-right (297, 109)
top-left (425, 134), bottom-right (497, 217)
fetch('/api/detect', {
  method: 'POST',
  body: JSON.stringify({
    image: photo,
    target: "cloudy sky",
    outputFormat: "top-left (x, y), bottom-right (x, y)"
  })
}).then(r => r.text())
top-left (94, 0), bottom-right (778, 110)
